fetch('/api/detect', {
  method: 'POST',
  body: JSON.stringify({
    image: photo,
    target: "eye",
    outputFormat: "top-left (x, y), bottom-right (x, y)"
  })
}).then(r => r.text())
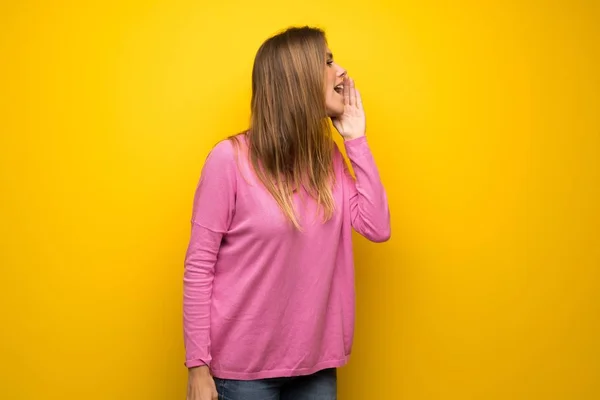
top-left (326, 60), bottom-right (334, 67)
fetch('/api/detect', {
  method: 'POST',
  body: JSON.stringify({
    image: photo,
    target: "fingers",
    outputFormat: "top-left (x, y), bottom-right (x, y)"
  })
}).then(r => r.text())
top-left (355, 87), bottom-right (363, 110)
top-left (344, 77), bottom-right (361, 109)
top-left (343, 77), bottom-right (350, 105)
top-left (348, 78), bottom-right (356, 106)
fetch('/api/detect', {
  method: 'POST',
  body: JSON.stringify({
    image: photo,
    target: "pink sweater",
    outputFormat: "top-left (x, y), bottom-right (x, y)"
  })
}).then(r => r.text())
top-left (183, 134), bottom-right (390, 380)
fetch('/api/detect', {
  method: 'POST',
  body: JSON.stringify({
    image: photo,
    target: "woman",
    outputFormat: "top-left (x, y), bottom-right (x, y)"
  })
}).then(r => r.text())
top-left (184, 26), bottom-right (390, 400)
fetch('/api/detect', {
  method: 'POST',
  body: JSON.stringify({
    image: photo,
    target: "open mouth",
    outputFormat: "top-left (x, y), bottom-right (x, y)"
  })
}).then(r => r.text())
top-left (334, 83), bottom-right (344, 94)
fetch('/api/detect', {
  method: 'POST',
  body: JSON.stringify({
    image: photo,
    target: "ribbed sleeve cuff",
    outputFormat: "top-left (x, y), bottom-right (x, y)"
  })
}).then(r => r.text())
top-left (185, 359), bottom-right (209, 368)
top-left (344, 135), bottom-right (370, 158)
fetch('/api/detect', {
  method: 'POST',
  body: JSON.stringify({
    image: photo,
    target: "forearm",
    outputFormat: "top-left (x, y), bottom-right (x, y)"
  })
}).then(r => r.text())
top-left (183, 223), bottom-right (221, 368)
top-left (344, 136), bottom-right (391, 242)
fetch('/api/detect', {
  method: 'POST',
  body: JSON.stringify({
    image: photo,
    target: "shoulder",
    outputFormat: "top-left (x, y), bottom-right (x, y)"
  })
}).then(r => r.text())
top-left (203, 135), bottom-right (246, 172)
top-left (198, 138), bottom-right (241, 185)
top-left (207, 138), bottom-right (235, 162)
top-left (209, 132), bottom-right (248, 160)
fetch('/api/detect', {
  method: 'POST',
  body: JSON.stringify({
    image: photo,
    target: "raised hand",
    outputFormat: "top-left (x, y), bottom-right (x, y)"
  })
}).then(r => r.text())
top-left (331, 77), bottom-right (366, 141)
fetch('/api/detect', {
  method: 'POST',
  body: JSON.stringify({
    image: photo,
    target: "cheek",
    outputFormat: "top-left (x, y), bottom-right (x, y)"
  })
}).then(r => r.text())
top-left (328, 70), bottom-right (336, 85)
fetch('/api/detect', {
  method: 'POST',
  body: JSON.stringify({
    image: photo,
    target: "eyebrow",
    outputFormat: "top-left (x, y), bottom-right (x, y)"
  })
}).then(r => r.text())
top-left (327, 52), bottom-right (333, 60)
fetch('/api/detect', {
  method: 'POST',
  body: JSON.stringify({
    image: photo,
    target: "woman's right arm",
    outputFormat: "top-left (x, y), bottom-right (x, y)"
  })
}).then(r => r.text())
top-left (183, 224), bottom-right (224, 369)
top-left (183, 140), bottom-right (237, 399)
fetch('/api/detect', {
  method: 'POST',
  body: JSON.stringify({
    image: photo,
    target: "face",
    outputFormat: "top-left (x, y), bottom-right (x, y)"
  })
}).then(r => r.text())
top-left (324, 48), bottom-right (347, 117)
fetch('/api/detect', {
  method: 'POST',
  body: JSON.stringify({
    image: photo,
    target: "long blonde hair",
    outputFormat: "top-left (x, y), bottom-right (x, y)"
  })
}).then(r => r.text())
top-left (231, 26), bottom-right (335, 230)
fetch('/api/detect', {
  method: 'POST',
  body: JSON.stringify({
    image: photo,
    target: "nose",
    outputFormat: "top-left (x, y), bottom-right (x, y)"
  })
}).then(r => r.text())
top-left (337, 65), bottom-right (347, 78)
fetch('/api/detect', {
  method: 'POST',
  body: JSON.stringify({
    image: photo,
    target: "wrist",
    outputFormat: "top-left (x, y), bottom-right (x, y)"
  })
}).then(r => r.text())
top-left (343, 133), bottom-right (365, 141)
top-left (189, 365), bottom-right (212, 377)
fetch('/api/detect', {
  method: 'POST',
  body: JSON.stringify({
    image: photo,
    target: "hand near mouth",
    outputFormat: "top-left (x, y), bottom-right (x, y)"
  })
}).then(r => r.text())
top-left (331, 77), bottom-right (366, 141)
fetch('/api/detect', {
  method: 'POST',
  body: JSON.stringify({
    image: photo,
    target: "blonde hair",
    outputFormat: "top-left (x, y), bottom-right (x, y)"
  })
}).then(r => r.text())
top-left (231, 26), bottom-right (335, 230)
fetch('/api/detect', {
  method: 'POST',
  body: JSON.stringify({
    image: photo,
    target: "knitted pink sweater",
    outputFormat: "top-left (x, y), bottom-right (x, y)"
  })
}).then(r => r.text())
top-left (183, 134), bottom-right (390, 380)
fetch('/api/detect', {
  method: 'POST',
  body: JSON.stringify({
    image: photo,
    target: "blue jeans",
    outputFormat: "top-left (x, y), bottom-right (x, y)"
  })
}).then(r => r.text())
top-left (214, 368), bottom-right (337, 400)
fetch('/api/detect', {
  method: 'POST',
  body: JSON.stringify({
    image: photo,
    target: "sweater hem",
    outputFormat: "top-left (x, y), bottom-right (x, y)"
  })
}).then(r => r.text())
top-left (210, 355), bottom-right (351, 380)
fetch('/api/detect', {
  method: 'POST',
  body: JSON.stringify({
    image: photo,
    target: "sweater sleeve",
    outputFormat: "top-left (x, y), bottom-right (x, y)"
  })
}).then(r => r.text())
top-left (341, 136), bottom-right (391, 243)
top-left (183, 140), bottom-right (237, 368)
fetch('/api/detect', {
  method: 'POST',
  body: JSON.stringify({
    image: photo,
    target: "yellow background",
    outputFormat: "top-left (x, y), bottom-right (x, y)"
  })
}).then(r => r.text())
top-left (1, 0), bottom-right (599, 399)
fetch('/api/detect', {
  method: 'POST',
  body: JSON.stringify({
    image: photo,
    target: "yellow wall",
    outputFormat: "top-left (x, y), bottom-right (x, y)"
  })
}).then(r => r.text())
top-left (1, 1), bottom-right (599, 399)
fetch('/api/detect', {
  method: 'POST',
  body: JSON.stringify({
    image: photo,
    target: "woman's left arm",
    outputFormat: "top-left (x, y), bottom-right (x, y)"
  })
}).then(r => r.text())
top-left (332, 77), bottom-right (391, 242)
top-left (340, 136), bottom-right (391, 242)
